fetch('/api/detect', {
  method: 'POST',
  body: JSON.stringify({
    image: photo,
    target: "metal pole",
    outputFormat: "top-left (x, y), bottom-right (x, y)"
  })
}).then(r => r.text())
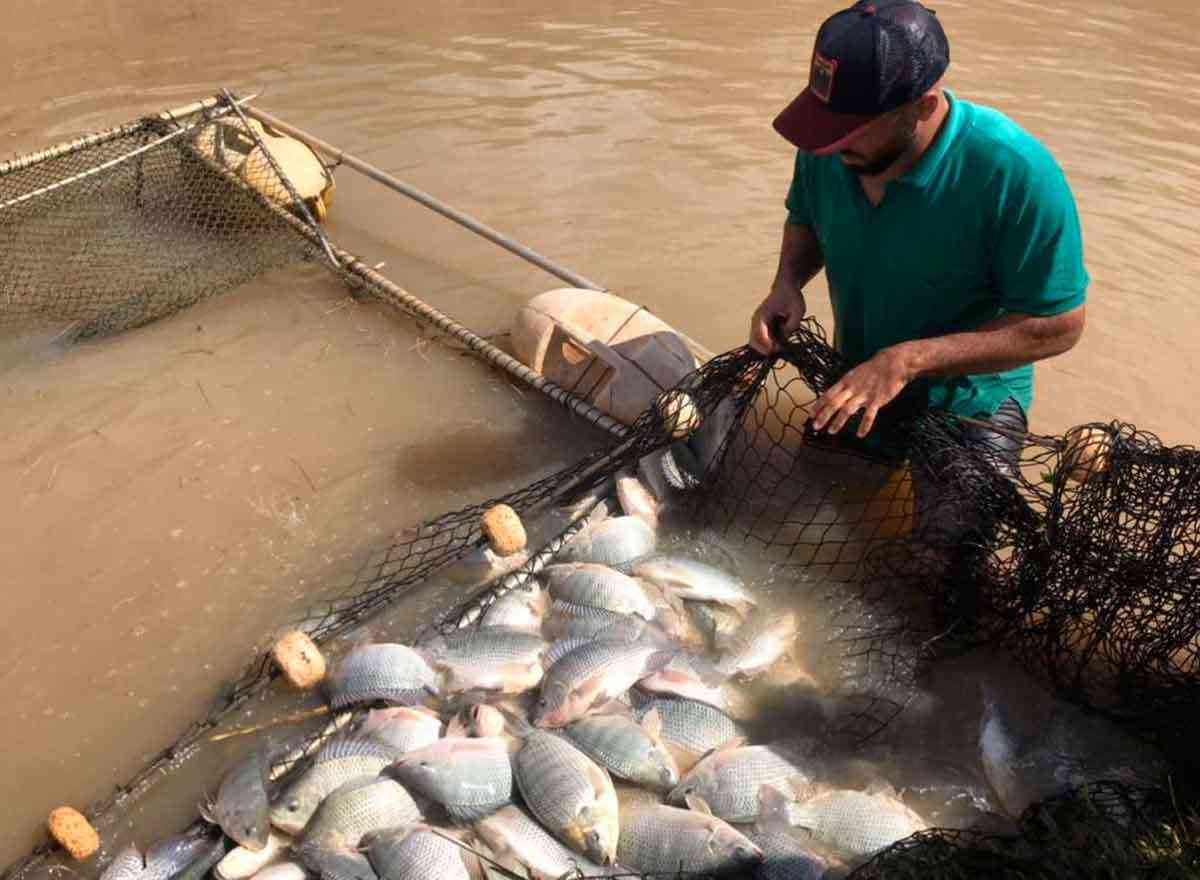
top-left (241, 105), bottom-right (607, 293)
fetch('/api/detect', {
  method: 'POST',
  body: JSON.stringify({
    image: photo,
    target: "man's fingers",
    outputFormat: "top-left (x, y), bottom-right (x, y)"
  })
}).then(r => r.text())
top-left (826, 396), bottom-right (866, 434)
top-left (857, 402), bottom-right (881, 438)
top-left (811, 385), bottom-right (854, 429)
top-left (748, 314), bottom-right (776, 355)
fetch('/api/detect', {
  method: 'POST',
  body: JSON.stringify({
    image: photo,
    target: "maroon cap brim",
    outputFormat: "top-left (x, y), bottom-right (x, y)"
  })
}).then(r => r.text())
top-left (773, 88), bottom-right (883, 155)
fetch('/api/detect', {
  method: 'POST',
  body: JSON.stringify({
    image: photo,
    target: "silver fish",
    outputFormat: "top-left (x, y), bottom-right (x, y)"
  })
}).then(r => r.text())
top-left (100, 833), bottom-right (222, 880)
top-left (764, 786), bottom-right (926, 862)
top-left (615, 469), bottom-right (660, 530)
top-left (512, 731), bottom-right (620, 865)
top-left (270, 737), bottom-right (402, 835)
top-left (715, 611), bottom-right (799, 680)
top-left (388, 737), bottom-right (513, 822)
top-left (326, 644), bottom-right (438, 709)
top-left (669, 743), bottom-right (814, 824)
top-left (562, 707), bottom-right (680, 792)
top-left (616, 803), bottom-right (763, 876)
top-left (358, 707), bottom-right (443, 753)
top-left (479, 581), bottom-right (547, 632)
top-left (632, 697), bottom-right (746, 775)
top-left (473, 806), bottom-right (616, 880)
top-left (543, 563), bottom-right (656, 620)
top-left (419, 628), bottom-right (546, 696)
top-left (534, 640), bottom-right (675, 728)
top-left (631, 556), bottom-right (756, 615)
top-left (298, 846), bottom-right (378, 880)
top-left (204, 750), bottom-right (271, 852)
top-left (635, 650), bottom-right (729, 707)
top-left (301, 777), bottom-right (422, 852)
top-left (543, 600), bottom-right (633, 640)
top-left (215, 832), bottom-right (289, 880)
top-left (365, 825), bottom-right (473, 880)
top-left (557, 515), bottom-right (656, 567)
top-left (748, 829), bottom-right (831, 880)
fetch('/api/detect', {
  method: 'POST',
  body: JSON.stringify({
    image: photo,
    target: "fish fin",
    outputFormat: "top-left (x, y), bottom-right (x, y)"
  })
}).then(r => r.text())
top-left (585, 762), bottom-right (613, 801)
top-left (639, 707), bottom-right (663, 739)
top-left (756, 784), bottom-right (795, 833)
top-left (684, 793), bottom-right (714, 816)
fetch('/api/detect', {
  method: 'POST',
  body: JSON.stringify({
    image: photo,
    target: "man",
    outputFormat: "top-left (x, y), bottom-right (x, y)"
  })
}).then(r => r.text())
top-left (749, 0), bottom-right (1088, 558)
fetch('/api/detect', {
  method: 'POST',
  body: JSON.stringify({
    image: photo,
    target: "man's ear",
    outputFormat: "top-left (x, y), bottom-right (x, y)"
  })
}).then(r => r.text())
top-left (916, 89), bottom-right (941, 121)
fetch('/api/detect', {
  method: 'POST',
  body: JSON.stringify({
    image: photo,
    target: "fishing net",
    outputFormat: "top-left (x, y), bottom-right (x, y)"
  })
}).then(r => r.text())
top-left (0, 100), bottom-right (324, 340)
top-left (5, 99), bottom-right (1200, 880)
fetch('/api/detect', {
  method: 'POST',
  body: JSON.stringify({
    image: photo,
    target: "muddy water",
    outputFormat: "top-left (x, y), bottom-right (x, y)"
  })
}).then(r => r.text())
top-left (2, 0), bottom-right (1199, 867)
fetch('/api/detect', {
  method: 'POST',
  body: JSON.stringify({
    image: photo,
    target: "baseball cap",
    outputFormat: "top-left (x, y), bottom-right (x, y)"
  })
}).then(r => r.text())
top-left (773, 0), bottom-right (950, 154)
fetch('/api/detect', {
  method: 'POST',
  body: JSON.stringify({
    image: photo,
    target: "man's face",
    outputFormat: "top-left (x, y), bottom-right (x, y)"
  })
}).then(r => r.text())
top-left (838, 103), bottom-right (921, 177)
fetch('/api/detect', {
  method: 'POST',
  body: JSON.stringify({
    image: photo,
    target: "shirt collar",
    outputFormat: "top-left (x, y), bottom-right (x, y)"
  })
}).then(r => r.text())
top-left (897, 88), bottom-right (965, 189)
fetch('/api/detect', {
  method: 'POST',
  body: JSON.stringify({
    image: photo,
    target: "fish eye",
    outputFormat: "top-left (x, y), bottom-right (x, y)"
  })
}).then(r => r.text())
top-left (419, 760), bottom-right (430, 768)
top-left (286, 800), bottom-right (300, 812)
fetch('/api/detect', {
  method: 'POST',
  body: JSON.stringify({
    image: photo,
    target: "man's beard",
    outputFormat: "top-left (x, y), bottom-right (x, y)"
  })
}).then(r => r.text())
top-left (842, 126), bottom-right (918, 177)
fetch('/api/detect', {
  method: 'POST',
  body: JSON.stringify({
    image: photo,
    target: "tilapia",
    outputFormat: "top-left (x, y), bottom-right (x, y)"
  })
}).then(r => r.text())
top-left (636, 650), bottom-right (729, 707)
top-left (543, 563), bottom-right (656, 620)
top-left (270, 737), bottom-right (402, 835)
top-left (418, 628), bottom-right (546, 696)
top-left (301, 777), bottom-right (422, 852)
top-left (631, 556), bottom-right (756, 614)
top-left (615, 469), bottom-right (660, 530)
top-left (474, 806), bottom-right (616, 880)
top-left (562, 708), bottom-right (679, 792)
top-left (215, 832), bottom-right (288, 880)
top-left (543, 600), bottom-right (634, 640)
top-left (512, 731), bottom-right (620, 865)
top-left (686, 600), bottom-right (745, 652)
top-left (100, 832), bottom-right (223, 880)
top-left (358, 706), bottom-right (443, 753)
top-left (203, 750), bottom-right (271, 852)
top-left (762, 785), bottom-right (926, 862)
top-left (716, 611), bottom-right (799, 680)
top-left (748, 829), bottom-right (832, 880)
top-left (534, 639), bottom-right (675, 727)
top-left (632, 698), bottom-right (746, 775)
top-left (298, 847), bottom-right (377, 880)
top-left (557, 515), bottom-right (656, 567)
top-left (365, 825), bottom-right (474, 880)
top-left (388, 737), bottom-right (513, 822)
top-left (479, 580), bottom-right (547, 632)
top-left (326, 644), bottom-right (438, 709)
top-left (616, 803), bottom-right (763, 876)
top-left (669, 743), bottom-right (814, 823)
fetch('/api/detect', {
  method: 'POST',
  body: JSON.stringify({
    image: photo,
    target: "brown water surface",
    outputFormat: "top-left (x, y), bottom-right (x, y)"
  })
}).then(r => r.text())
top-left (2, 0), bottom-right (1199, 867)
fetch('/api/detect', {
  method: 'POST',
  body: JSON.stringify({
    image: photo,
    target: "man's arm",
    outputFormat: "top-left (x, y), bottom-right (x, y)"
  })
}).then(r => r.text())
top-left (810, 305), bottom-right (1086, 437)
top-left (749, 222), bottom-right (826, 354)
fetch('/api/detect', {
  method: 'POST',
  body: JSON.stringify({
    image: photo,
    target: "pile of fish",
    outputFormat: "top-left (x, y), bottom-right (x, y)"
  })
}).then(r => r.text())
top-left (98, 459), bottom-right (1168, 880)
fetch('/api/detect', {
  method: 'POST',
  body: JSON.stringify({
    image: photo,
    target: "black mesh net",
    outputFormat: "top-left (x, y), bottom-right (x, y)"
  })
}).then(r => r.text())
top-left (4, 104), bottom-right (1199, 880)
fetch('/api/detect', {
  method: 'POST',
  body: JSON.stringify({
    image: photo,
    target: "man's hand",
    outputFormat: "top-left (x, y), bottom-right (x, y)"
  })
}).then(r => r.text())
top-left (749, 282), bottom-right (807, 355)
top-left (810, 344), bottom-right (916, 438)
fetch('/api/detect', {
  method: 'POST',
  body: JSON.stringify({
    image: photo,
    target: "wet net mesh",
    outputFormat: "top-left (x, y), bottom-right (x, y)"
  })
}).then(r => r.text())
top-left (4, 104), bottom-right (1200, 880)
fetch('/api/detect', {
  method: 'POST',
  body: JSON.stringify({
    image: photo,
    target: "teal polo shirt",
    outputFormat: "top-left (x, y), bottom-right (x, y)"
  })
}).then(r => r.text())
top-left (784, 90), bottom-right (1089, 419)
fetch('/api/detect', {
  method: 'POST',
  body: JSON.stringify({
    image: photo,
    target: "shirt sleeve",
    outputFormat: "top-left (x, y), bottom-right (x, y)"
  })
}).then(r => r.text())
top-left (784, 150), bottom-right (815, 226)
top-left (993, 157), bottom-right (1090, 316)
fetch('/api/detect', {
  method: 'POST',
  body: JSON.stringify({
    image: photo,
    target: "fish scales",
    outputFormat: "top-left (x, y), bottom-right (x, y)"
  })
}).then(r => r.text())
top-left (616, 803), bottom-right (762, 875)
top-left (633, 698), bottom-right (744, 764)
top-left (473, 806), bottom-right (614, 880)
top-left (672, 745), bottom-right (812, 823)
top-left (327, 644), bottom-right (438, 709)
top-left (302, 778), bottom-right (422, 851)
top-left (271, 738), bottom-right (401, 835)
top-left (784, 790), bottom-right (926, 861)
top-left (536, 640), bottom-right (674, 727)
top-left (544, 564), bottom-right (655, 620)
top-left (749, 830), bottom-right (830, 880)
top-left (366, 827), bottom-right (472, 880)
top-left (563, 713), bottom-right (678, 791)
top-left (389, 738), bottom-right (513, 822)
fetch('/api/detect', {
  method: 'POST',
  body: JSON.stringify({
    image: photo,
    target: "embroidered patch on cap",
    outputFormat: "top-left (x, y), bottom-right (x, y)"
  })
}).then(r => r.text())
top-left (810, 52), bottom-right (838, 104)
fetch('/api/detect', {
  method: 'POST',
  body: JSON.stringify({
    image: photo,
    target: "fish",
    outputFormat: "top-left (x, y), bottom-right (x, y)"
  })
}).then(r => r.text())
top-left (100, 832), bottom-right (223, 880)
top-left (685, 600), bottom-right (745, 652)
top-left (170, 837), bottom-right (230, 880)
top-left (669, 743), bottom-right (814, 824)
top-left (543, 600), bottom-right (634, 640)
top-left (715, 611), bottom-right (799, 680)
top-left (203, 749), bottom-right (271, 851)
top-left (511, 729), bottom-right (621, 865)
top-left (760, 785), bottom-right (926, 862)
top-left (358, 706), bottom-right (443, 753)
top-left (667, 394), bottom-right (742, 486)
top-left (557, 515), bottom-right (656, 567)
top-left (632, 698), bottom-right (746, 775)
top-left (615, 469), bottom-right (660, 530)
top-left (388, 737), bottom-right (513, 822)
top-left (534, 639), bottom-right (676, 728)
top-left (445, 702), bottom-right (508, 738)
top-left (561, 707), bottom-right (680, 792)
top-left (979, 683), bottom-right (1167, 818)
top-left (301, 776), bottom-right (422, 853)
top-left (249, 863), bottom-right (308, 880)
top-left (637, 449), bottom-right (673, 502)
top-left (215, 832), bottom-right (289, 880)
top-left (479, 580), bottom-right (547, 632)
top-left (630, 556), bottom-right (757, 615)
top-left (298, 846), bottom-right (378, 880)
top-left (637, 578), bottom-right (705, 648)
top-left (747, 829), bottom-right (832, 880)
top-left (326, 644), bottom-right (438, 709)
top-left (364, 825), bottom-right (474, 880)
top-left (473, 806), bottom-right (616, 880)
top-left (542, 563), bottom-right (656, 620)
top-left (635, 650), bottom-right (729, 707)
top-left (615, 803), bottom-right (763, 876)
top-left (418, 628), bottom-right (547, 696)
top-left (270, 737), bottom-right (402, 835)
top-left (443, 545), bottom-right (531, 589)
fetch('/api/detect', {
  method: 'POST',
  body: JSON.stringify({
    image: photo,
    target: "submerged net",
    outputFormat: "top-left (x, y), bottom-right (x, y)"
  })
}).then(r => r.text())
top-left (4, 102), bottom-right (1200, 880)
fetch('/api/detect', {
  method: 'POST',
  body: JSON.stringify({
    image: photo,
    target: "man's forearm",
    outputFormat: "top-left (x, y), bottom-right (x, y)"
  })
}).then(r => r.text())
top-left (773, 222), bottom-right (825, 294)
top-left (893, 306), bottom-right (1086, 379)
